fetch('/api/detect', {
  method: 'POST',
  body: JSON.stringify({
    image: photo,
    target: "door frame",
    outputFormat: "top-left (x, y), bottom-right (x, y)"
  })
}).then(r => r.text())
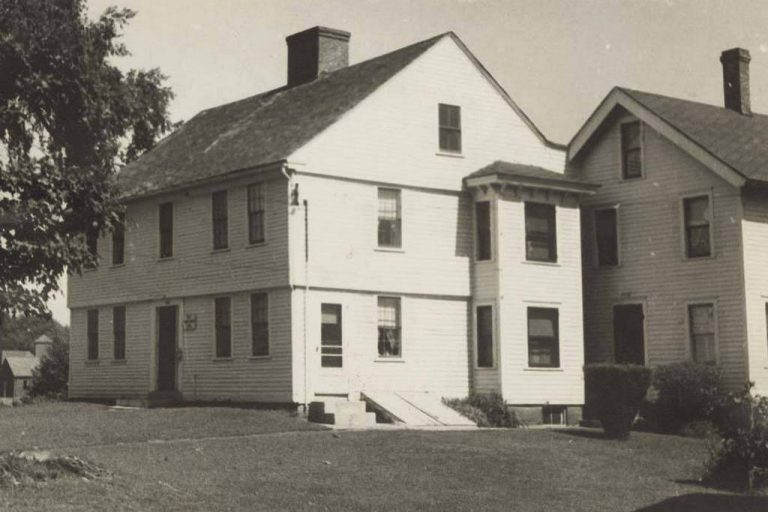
top-left (612, 299), bottom-right (648, 366)
top-left (152, 302), bottom-right (182, 392)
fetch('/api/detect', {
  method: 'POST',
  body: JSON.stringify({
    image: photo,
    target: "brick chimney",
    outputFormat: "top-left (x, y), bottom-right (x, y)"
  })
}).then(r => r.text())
top-left (720, 48), bottom-right (751, 115)
top-left (286, 26), bottom-right (351, 87)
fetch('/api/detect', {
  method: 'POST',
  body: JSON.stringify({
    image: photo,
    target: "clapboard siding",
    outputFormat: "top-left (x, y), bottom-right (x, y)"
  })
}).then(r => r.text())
top-left (293, 289), bottom-right (470, 401)
top-left (290, 36), bottom-right (564, 193)
top-left (68, 173), bottom-right (290, 308)
top-left (497, 192), bottom-right (585, 405)
top-left (290, 174), bottom-right (472, 297)
top-left (742, 191), bottom-right (768, 395)
top-left (574, 114), bottom-right (747, 389)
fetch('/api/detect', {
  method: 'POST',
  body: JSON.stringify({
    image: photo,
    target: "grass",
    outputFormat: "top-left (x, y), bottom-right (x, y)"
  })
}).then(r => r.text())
top-left (1, 401), bottom-right (767, 511)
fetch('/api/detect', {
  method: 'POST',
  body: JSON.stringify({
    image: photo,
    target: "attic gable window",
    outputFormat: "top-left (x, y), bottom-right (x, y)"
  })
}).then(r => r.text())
top-left (683, 195), bottom-right (712, 258)
top-left (621, 121), bottom-right (642, 179)
top-left (439, 104), bottom-right (462, 153)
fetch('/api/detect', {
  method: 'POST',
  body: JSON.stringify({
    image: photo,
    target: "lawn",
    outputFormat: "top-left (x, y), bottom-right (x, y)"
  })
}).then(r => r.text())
top-left (1, 401), bottom-right (767, 511)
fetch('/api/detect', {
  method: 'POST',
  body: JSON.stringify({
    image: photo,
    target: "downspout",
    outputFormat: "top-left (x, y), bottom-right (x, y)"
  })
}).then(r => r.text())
top-left (303, 198), bottom-right (310, 409)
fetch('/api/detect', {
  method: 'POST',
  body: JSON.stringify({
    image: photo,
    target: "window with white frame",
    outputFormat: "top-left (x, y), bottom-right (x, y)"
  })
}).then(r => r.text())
top-left (438, 104), bottom-right (462, 153)
top-left (525, 202), bottom-right (557, 262)
top-left (527, 307), bottom-right (560, 368)
top-left (689, 303), bottom-right (716, 364)
top-left (377, 188), bottom-right (401, 248)
top-left (377, 297), bottom-right (401, 357)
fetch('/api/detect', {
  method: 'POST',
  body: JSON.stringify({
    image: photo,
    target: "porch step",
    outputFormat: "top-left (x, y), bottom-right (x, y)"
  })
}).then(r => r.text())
top-left (362, 391), bottom-right (476, 427)
top-left (308, 399), bottom-right (377, 427)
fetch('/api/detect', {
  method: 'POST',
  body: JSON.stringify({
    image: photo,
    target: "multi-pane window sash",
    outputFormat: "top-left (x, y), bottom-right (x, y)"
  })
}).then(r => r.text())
top-left (215, 297), bottom-right (232, 358)
top-left (377, 297), bottom-right (401, 357)
top-left (525, 202), bottom-right (557, 262)
top-left (528, 307), bottom-right (559, 368)
top-left (247, 184), bottom-right (265, 244)
top-left (159, 202), bottom-right (173, 258)
top-left (321, 304), bottom-right (342, 368)
top-left (621, 121), bottom-right (642, 179)
top-left (251, 293), bottom-right (269, 356)
top-left (684, 196), bottom-right (711, 258)
top-left (475, 201), bottom-right (492, 261)
top-left (438, 104), bottom-right (461, 153)
top-left (212, 190), bottom-right (228, 250)
top-left (476, 305), bottom-right (494, 368)
top-left (112, 213), bottom-right (125, 265)
top-left (113, 306), bottom-right (126, 360)
top-left (87, 309), bottom-right (99, 360)
top-left (594, 208), bottom-right (618, 266)
top-left (377, 188), bottom-right (401, 248)
top-left (689, 304), bottom-right (716, 364)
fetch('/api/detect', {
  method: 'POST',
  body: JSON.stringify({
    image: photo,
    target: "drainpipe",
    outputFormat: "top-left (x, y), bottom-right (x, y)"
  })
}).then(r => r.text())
top-left (303, 198), bottom-right (310, 410)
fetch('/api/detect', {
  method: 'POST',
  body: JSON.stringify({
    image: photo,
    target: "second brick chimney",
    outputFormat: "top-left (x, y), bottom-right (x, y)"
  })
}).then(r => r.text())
top-left (286, 26), bottom-right (351, 87)
top-left (720, 48), bottom-right (751, 115)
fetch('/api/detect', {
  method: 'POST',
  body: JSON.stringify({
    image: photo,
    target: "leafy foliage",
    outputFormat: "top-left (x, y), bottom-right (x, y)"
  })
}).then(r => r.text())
top-left (584, 363), bottom-right (652, 440)
top-left (642, 362), bottom-right (723, 434)
top-left (0, 0), bottom-right (174, 315)
top-left (30, 337), bottom-right (69, 398)
top-left (443, 393), bottom-right (522, 428)
top-left (706, 384), bottom-right (768, 491)
top-left (0, 312), bottom-right (68, 351)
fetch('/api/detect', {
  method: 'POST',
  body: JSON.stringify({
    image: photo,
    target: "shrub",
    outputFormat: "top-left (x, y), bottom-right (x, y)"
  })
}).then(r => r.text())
top-left (584, 363), bottom-right (652, 440)
top-left (443, 393), bottom-right (522, 428)
top-left (705, 384), bottom-right (768, 491)
top-left (30, 339), bottom-right (69, 399)
top-left (648, 362), bottom-right (723, 434)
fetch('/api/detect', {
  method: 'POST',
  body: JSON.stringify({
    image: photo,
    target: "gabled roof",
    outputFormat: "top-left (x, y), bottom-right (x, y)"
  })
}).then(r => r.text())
top-left (569, 87), bottom-right (768, 187)
top-left (3, 355), bottom-right (39, 378)
top-left (1, 350), bottom-right (34, 363)
top-left (119, 31), bottom-right (562, 198)
top-left (465, 160), bottom-right (599, 194)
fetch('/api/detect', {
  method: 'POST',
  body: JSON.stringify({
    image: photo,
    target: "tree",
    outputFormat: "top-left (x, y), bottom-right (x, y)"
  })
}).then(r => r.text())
top-left (0, 0), bottom-right (174, 316)
top-left (31, 337), bottom-right (70, 398)
top-left (0, 313), bottom-right (68, 351)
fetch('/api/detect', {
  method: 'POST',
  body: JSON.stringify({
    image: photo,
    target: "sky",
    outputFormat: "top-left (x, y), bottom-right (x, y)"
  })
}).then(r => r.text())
top-left (47, 0), bottom-right (768, 325)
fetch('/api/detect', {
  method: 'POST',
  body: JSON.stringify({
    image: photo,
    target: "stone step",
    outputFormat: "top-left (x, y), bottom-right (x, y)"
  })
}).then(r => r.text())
top-left (308, 399), bottom-right (377, 427)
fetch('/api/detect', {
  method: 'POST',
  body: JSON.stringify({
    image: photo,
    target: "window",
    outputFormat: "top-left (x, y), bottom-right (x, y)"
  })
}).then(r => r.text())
top-left (525, 202), bottom-right (557, 262)
top-left (87, 309), bottom-right (99, 360)
top-left (159, 202), bottom-right (173, 258)
top-left (251, 293), bottom-right (269, 356)
top-left (689, 303), bottom-right (716, 364)
top-left (594, 208), bottom-right (618, 266)
top-left (543, 405), bottom-right (567, 425)
top-left (321, 304), bottom-right (342, 368)
top-left (212, 190), bottom-right (228, 250)
top-left (112, 213), bottom-right (125, 265)
top-left (438, 104), bottom-right (461, 153)
top-left (377, 188), bottom-right (402, 248)
top-left (247, 183), bottom-right (265, 244)
top-left (475, 201), bottom-right (492, 261)
top-left (528, 307), bottom-right (559, 368)
top-left (621, 121), bottom-right (642, 179)
top-left (113, 306), bottom-right (126, 360)
top-left (215, 297), bottom-right (231, 358)
top-left (476, 305), bottom-right (494, 368)
top-left (683, 195), bottom-right (712, 258)
top-left (85, 229), bottom-right (98, 268)
top-left (377, 297), bottom-right (401, 358)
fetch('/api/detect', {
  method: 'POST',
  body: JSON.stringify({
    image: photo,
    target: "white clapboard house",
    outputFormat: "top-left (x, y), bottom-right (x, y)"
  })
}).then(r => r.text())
top-left (68, 27), bottom-right (598, 425)
top-left (569, 48), bottom-right (768, 395)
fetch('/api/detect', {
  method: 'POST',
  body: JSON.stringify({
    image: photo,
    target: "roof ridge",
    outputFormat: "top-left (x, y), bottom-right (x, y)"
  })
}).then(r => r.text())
top-left (619, 86), bottom-right (768, 120)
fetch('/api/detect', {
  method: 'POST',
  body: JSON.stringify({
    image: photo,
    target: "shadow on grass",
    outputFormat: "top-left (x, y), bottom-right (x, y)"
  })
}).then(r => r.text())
top-left (633, 493), bottom-right (768, 511)
top-left (552, 428), bottom-right (610, 440)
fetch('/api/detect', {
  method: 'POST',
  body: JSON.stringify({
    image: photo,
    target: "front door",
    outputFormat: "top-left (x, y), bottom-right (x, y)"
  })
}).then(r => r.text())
top-left (157, 305), bottom-right (178, 391)
top-left (613, 304), bottom-right (645, 365)
top-left (316, 303), bottom-right (346, 395)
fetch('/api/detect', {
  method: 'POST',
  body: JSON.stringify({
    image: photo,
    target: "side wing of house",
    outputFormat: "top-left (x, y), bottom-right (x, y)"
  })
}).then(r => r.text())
top-left (571, 108), bottom-right (747, 389)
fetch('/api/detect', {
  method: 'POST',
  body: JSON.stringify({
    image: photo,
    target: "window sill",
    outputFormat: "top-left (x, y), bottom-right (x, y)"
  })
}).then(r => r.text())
top-left (246, 241), bottom-right (268, 249)
top-left (374, 358), bottom-right (405, 363)
top-left (110, 263), bottom-right (125, 269)
top-left (522, 260), bottom-right (560, 267)
top-left (475, 365), bottom-right (497, 371)
top-left (111, 359), bottom-right (127, 365)
top-left (84, 360), bottom-right (99, 366)
top-left (683, 254), bottom-right (717, 262)
top-left (524, 367), bottom-right (564, 372)
top-left (211, 247), bottom-right (231, 254)
top-left (212, 357), bottom-right (233, 362)
top-left (157, 257), bottom-right (175, 262)
top-left (435, 151), bottom-right (464, 159)
top-left (249, 355), bottom-right (271, 361)
top-left (374, 247), bottom-right (405, 254)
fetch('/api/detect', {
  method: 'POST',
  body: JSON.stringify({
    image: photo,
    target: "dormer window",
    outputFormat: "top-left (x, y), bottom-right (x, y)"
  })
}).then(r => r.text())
top-left (621, 121), bottom-right (642, 179)
top-left (439, 104), bottom-right (461, 153)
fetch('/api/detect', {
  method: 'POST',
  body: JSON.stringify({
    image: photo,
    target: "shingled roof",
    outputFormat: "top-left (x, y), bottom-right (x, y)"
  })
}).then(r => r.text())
top-left (118, 33), bottom-right (447, 198)
top-left (465, 160), bottom-right (599, 194)
top-left (570, 86), bottom-right (768, 186)
top-left (3, 355), bottom-right (39, 378)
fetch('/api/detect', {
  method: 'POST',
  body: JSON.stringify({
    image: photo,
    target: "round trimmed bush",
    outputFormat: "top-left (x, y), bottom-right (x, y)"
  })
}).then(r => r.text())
top-left (585, 363), bottom-right (652, 440)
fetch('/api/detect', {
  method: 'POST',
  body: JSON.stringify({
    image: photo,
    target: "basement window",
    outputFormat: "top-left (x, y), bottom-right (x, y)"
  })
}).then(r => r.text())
top-left (543, 405), bottom-right (567, 425)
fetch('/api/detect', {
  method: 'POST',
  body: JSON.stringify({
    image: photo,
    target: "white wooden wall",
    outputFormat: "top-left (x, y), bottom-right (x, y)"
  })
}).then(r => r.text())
top-left (742, 191), bottom-right (768, 395)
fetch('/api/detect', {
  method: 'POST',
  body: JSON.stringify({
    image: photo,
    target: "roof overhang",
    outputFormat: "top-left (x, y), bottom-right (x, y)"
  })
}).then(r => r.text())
top-left (568, 88), bottom-right (747, 188)
top-left (464, 172), bottom-right (599, 195)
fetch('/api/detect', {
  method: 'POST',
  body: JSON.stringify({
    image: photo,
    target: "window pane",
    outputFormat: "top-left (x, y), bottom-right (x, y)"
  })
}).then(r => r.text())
top-left (378, 297), bottom-right (401, 357)
top-left (475, 201), bottom-right (491, 261)
top-left (248, 184), bottom-right (265, 244)
top-left (212, 190), bottom-right (228, 250)
top-left (525, 203), bottom-right (556, 262)
top-left (685, 196), bottom-right (710, 224)
top-left (528, 308), bottom-right (559, 368)
top-left (476, 306), bottom-right (493, 368)
top-left (113, 306), bottom-right (126, 360)
top-left (621, 122), bottom-right (642, 179)
top-left (621, 122), bottom-right (640, 149)
top-left (321, 304), bottom-right (342, 367)
top-left (87, 309), bottom-right (99, 360)
top-left (251, 293), bottom-right (269, 356)
top-left (215, 297), bottom-right (231, 358)
top-left (595, 208), bottom-right (618, 266)
top-left (378, 189), bottom-right (401, 248)
top-left (689, 304), bottom-right (715, 364)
